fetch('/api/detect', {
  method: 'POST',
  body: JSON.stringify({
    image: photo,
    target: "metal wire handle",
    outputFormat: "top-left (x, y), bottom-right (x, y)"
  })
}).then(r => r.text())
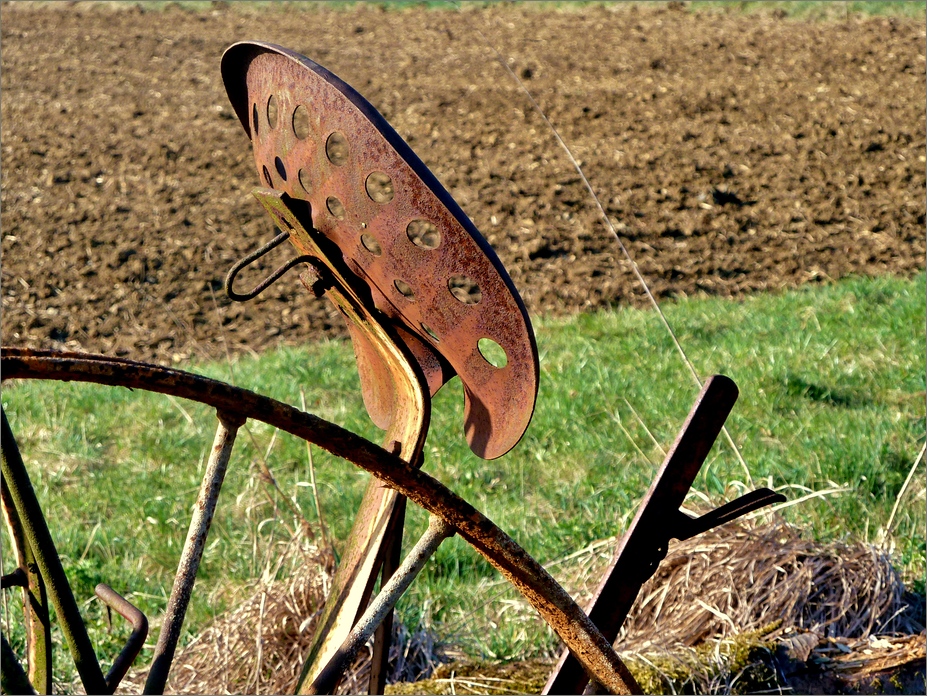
top-left (224, 229), bottom-right (317, 302)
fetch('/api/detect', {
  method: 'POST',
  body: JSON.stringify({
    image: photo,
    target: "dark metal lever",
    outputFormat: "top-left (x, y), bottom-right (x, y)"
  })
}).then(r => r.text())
top-left (95, 583), bottom-right (148, 694)
top-left (544, 376), bottom-right (786, 695)
top-left (674, 487), bottom-right (786, 541)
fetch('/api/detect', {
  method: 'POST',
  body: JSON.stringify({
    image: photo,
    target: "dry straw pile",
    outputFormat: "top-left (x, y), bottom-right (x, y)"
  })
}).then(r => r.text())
top-left (121, 518), bottom-right (923, 694)
top-left (119, 525), bottom-right (444, 695)
top-left (617, 519), bottom-right (924, 651)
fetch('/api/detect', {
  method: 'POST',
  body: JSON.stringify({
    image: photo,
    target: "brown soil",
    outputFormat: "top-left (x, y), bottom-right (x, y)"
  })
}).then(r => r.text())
top-left (1, 2), bottom-right (924, 364)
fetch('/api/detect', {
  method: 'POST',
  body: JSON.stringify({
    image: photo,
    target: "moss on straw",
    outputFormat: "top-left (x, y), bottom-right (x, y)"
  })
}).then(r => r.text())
top-left (385, 658), bottom-right (553, 695)
top-left (623, 624), bottom-right (781, 694)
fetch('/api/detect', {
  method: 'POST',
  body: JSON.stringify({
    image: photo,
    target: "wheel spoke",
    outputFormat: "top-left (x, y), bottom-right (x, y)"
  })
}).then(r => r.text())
top-left (144, 412), bottom-right (244, 695)
top-left (1, 476), bottom-right (52, 694)
top-left (1, 408), bottom-right (107, 695)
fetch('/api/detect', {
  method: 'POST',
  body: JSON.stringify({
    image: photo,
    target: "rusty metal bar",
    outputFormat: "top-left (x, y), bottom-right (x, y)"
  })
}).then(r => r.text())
top-left (95, 583), bottom-right (149, 693)
top-left (2, 350), bottom-right (640, 693)
top-left (0, 350), bottom-right (399, 476)
top-left (2, 632), bottom-right (36, 695)
top-left (1, 472), bottom-right (53, 694)
top-left (144, 411), bottom-right (244, 695)
top-left (1, 407), bottom-right (107, 695)
top-left (303, 515), bottom-right (455, 695)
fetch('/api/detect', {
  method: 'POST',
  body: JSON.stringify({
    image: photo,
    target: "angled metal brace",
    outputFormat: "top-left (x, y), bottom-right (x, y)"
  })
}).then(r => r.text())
top-left (544, 375), bottom-right (786, 694)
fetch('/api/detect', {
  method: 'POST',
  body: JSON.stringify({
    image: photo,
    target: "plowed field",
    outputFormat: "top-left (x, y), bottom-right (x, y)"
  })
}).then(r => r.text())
top-left (2, 2), bottom-right (924, 363)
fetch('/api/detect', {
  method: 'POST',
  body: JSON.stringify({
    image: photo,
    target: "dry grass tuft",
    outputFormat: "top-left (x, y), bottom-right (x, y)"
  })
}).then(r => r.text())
top-left (118, 525), bottom-right (448, 695)
top-left (118, 525), bottom-right (334, 695)
top-left (552, 516), bottom-right (923, 653)
top-left (615, 518), bottom-right (924, 651)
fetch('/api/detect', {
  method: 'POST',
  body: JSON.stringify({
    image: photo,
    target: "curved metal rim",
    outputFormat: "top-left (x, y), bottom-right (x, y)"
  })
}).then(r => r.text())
top-left (1, 347), bottom-right (638, 694)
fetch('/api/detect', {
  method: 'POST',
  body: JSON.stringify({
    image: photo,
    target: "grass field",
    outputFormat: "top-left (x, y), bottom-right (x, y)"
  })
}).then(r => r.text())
top-left (689, 1), bottom-right (927, 19)
top-left (2, 272), bottom-right (924, 679)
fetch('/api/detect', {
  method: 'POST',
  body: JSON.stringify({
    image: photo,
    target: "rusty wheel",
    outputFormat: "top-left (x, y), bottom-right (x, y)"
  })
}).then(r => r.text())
top-left (0, 348), bottom-right (638, 695)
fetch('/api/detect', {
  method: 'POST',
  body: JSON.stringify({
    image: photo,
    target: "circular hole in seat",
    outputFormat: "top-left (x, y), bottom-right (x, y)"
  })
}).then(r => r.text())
top-left (394, 279), bottom-right (415, 300)
top-left (326, 196), bottom-right (346, 220)
top-left (406, 219), bottom-right (441, 250)
top-left (262, 165), bottom-right (273, 187)
top-left (266, 94), bottom-right (278, 129)
top-left (448, 275), bottom-right (481, 305)
top-left (421, 323), bottom-right (440, 343)
top-left (274, 156), bottom-right (287, 182)
top-left (365, 172), bottom-right (394, 204)
top-left (252, 103), bottom-right (260, 137)
top-left (293, 104), bottom-right (311, 140)
top-left (478, 338), bottom-right (507, 368)
top-left (326, 132), bottom-right (349, 166)
top-left (361, 234), bottom-right (382, 256)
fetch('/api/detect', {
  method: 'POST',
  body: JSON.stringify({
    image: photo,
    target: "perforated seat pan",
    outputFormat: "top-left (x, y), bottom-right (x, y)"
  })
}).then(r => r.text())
top-left (222, 41), bottom-right (538, 459)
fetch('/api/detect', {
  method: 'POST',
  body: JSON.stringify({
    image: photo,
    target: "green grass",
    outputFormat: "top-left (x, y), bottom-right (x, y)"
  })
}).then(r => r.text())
top-left (689, 1), bottom-right (927, 20)
top-left (2, 273), bottom-right (924, 681)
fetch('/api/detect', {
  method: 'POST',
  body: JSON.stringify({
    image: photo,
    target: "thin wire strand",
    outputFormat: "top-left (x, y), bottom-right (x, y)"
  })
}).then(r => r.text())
top-left (458, 7), bottom-right (754, 487)
top-left (885, 441), bottom-right (926, 535)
